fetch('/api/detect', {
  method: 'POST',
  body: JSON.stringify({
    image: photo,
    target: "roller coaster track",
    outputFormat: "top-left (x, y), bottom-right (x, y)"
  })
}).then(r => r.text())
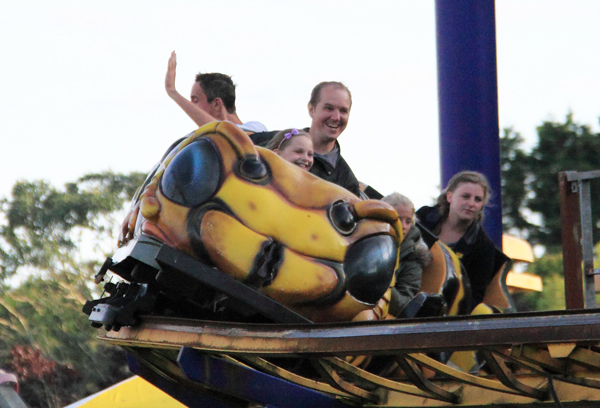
top-left (100, 310), bottom-right (600, 407)
top-left (84, 168), bottom-right (600, 407)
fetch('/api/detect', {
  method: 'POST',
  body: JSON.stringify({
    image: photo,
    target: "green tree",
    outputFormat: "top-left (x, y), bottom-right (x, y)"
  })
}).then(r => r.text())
top-left (511, 253), bottom-right (565, 312)
top-left (528, 114), bottom-right (600, 249)
top-left (0, 171), bottom-right (145, 408)
top-left (500, 114), bottom-right (600, 249)
top-left (500, 128), bottom-right (533, 235)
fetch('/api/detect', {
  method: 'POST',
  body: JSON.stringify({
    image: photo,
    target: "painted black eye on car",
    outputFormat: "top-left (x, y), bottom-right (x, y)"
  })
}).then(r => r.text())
top-left (329, 200), bottom-right (357, 235)
top-left (160, 139), bottom-right (222, 207)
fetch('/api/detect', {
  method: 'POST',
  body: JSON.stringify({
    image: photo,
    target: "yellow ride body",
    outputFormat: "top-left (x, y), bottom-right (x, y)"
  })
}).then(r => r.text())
top-left (119, 122), bottom-right (403, 323)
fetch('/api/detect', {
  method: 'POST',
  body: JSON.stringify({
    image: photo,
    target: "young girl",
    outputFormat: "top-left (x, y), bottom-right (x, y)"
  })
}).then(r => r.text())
top-left (382, 192), bottom-right (432, 316)
top-left (416, 171), bottom-right (508, 309)
top-left (265, 129), bottom-right (314, 171)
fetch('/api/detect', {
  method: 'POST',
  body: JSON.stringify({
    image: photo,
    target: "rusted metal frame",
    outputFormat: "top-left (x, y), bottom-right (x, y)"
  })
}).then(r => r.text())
top-left (560, 171), bottom-right (585, 309)
top-left (578, 178), bottom-right (598, 307)
top-left (504, 345), bottom-right (600, 391)
top-left (394, 356), bottom-right (461, 403)
top-left (490, 345), bottom-right (600, 395)
top-left (480, 350), bottom-right (548, 400)
top-left (564, 347), bottom-right (600, 371)
top-left (101, 310), bottom-right (600, 355)
top-left (236, 356), bottom-right (357, 399)
top-left (561, 170), bottom-right (600, 309)
top-left (126, 347), bottom-right (249, 408)
top-left (310, 359), bottom-right (382, 403)
top-left (406, 353), bottom-right (522, 395)
top-left (321, 357), bottom-right (434, 398)
top-left (510, 345), bottom-right (570, 373)
top-left (565, 170), bottom-right (600, 182)
top-left (176, 347), bottom-right (351, 408)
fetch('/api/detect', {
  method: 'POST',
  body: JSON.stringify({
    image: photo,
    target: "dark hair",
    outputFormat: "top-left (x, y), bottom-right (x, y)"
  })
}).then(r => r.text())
top-left (308, 81), bottom-right (352, 108)
top-left (436, 171), bottom-right (491, 222)
top-left (265, 128), bottom-right (312, 152)
top-left (195, 73), bottom-right (237, 114)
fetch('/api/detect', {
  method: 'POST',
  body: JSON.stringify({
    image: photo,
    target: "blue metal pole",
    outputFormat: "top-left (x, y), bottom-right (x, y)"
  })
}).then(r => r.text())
top-left (435, 0), bottom-right (503, 248)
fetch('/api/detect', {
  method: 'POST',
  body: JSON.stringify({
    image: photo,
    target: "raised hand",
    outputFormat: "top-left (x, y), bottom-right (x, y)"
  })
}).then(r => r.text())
top-left (165, 51), bottom-right (178, 98)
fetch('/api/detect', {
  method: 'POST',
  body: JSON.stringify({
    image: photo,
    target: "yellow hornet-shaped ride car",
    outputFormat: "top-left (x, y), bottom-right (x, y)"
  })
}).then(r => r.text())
top-left (119, 122), bottom-right (403, 323)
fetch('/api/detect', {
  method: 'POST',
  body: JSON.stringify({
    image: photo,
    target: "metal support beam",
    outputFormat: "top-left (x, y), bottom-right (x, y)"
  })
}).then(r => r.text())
top-left (559, 172), bottom-right (585, 309)
top-left (560, 170), bottom-right (600, 309)
top-left (176, 347), bottom-right (350, 408)
top-left (435, 0), bottom-right (503, 248)
top-left (104, 310), bottom-right (600, 356)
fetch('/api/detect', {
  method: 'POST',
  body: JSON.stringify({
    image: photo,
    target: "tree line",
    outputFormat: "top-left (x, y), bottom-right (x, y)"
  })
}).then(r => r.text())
top-left (1, 113), bottom-right (599, 406)
top-left (0, 172), bottom-right (145, 408)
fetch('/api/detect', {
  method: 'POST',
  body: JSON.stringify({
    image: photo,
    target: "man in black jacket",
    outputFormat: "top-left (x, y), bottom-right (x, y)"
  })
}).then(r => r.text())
top-left (251, 81), bottom-right (363, 197)
top-left (306, 81), bottom-right (361, 197)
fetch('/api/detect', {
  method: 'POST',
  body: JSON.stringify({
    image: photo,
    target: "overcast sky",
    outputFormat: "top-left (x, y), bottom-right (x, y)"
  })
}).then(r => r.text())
top-left (1, 0), bottom-right (599, 209)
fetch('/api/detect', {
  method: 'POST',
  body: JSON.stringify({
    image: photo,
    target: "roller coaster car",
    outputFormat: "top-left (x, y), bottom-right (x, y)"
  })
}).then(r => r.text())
top-left (84, 121), bottom-right (406, 327)
top-left (83, 123), bottom-right (600, 407)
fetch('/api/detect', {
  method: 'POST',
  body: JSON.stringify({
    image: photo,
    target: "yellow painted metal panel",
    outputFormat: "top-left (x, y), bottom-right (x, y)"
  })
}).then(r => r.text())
top-left (64, 376), bottom-right (186, 408)
top-left (502, 234), bottom-right (534, 263)
top-left (506, 271), bottom-right (543, 292)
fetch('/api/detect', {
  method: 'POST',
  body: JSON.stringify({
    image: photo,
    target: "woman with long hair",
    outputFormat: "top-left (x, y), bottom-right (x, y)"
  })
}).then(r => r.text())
top-left (416, 171), bottom-right (508, 309)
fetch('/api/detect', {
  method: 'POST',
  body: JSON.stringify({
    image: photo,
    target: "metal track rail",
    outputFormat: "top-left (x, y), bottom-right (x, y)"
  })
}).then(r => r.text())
top-left (100, 310), bottom-right (600, 407)
top-left (101, 309), bottom-right (600, 355)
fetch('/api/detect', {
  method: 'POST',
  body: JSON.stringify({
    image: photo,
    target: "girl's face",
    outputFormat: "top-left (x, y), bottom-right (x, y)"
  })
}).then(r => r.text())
top-left (396, 203), bottom-right (414, 237)
top-left (277, 136), bottom-right (314, 171)
top-left (446, 182), bottom-right (485, 223)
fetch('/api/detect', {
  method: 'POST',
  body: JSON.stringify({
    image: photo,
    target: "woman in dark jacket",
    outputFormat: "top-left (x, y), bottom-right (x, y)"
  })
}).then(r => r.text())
top-left (416, 171), bottom-right (508, 310)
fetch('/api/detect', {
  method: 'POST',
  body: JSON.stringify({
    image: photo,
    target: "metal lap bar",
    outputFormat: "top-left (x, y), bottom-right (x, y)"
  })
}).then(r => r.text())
top-left (322, 357), bottom-right (432, 398)
top-left (311, 359), bottom-right (381, 403)
top-left (155, 244), bottom-right (312, 324)
top-left (395, 355), bottom-right (461, 403)
top-left (480, 350), bottom-right (548, 400)
top-left (406, 353), bottom-right (522, 395)
top-left (176, 347), bottom-right (349, 408)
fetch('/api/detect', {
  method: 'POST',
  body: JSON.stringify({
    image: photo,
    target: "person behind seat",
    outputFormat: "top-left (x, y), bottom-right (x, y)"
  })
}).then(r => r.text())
top-left (416, 171), bottom-right (508, 309)
top-left (165, 51), bottom-right (267, 134)
top-left (382, 192), bottom-right (432, 316)
top-left (265, 128), bottom-right (314, 171)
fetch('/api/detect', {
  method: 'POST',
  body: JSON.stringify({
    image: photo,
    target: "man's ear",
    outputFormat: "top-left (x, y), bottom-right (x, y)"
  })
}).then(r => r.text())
top-left (212, 97), bottom-right (223, 109)
top-left (308, 103), bottom-right (315, 118)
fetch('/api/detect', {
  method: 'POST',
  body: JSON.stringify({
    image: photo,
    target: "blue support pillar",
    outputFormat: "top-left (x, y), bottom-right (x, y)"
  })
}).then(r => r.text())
top-left (435, 0), bottom-right (503, 248)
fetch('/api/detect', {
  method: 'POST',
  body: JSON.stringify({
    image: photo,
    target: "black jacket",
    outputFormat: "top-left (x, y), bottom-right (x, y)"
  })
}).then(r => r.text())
top-left (416, 205), bottom-right (509, 309)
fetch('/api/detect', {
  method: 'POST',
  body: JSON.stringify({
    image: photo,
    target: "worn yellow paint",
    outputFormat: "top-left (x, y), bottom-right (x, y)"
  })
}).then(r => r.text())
top-left (217, 176), bottom-right (348, 261)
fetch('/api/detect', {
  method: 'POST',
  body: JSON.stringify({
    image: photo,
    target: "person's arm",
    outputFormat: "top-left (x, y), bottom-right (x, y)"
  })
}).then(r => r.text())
top-left (165, 51), bottom-right (217, 127)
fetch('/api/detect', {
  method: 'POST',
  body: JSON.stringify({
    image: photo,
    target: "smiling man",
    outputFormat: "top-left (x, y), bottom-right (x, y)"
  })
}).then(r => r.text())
top-left (249, 81), bottom-right (364, 197)
top-left (306, 81), bottom-right (360, 197)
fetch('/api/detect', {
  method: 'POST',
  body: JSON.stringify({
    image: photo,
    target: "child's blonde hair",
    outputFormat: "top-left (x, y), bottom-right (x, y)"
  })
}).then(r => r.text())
top-left (382, 192), bottom-right (415, 216)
